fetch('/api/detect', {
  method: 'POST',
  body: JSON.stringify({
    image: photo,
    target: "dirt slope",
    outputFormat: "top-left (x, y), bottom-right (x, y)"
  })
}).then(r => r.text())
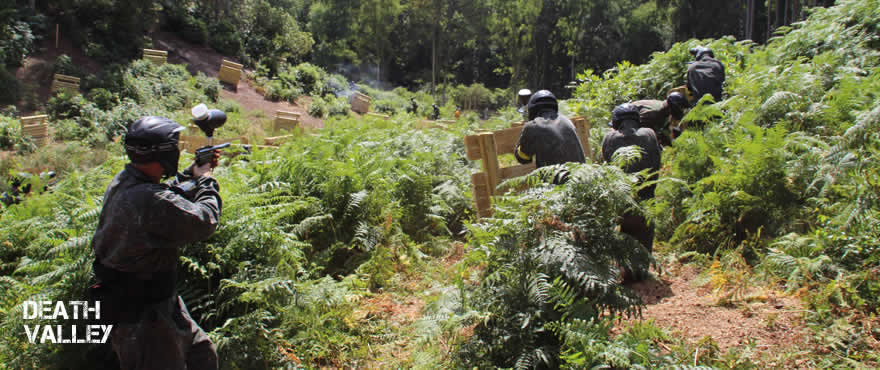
top-left (624, 265), bottom-right (810, 356)
top-left (151, 32), bottom-right (324, 129)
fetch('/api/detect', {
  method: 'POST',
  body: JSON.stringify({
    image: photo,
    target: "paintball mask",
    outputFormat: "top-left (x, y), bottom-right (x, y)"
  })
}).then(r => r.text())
top-left (125, 116), bottom-right (185, 178)
top-left (610, 103), bottom-right (640, 130)
top-left (526, 90), bottom-right (558, 120)
top-left (689, 46), bottom-right (714, 61)
top-left (666, 92), bottom-right (688, 120)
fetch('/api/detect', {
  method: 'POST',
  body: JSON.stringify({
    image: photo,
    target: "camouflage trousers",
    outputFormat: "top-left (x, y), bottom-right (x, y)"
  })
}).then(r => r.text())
top-left (110, 296), bottom-right (217, 370)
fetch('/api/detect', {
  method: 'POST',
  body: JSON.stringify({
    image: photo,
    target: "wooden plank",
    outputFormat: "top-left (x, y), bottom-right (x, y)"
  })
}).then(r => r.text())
top-left (366, 112), bottom-right (390, 120)
top-left (477, 133), bottom-right (500, 196)
top-left (350, 93), bottom-right (371, 114)
top-left (221, 59), bottom-right (243, 70)
top-left (21, 115), bottom-right (47, 126)
top-left (144, 55), bottom-right (166, 65)
top-left (143, 49), bottom-right (168, 65)
top-left (54, 74), bottom-right (80, 84)
top-left (498, 163), bottom-right (537, 182)
top-left (179, 135), bottom-right (247, 153)
top-left (492, 125), bottom-right (524, 155)
top-left (265, 134), bottom-right (295, 146)
top-left (218, 65), bottom-right (241, 85)
top-left (571, 116), bottom-right (592, 162)
top-left (274, 110), bottom-right (300, 132)
top-left (143, 48), bottom-right (168, 57)
top-left (471, 173), bottom-right (492, 218)
top-left (464, 134), bottom-right (482, 160)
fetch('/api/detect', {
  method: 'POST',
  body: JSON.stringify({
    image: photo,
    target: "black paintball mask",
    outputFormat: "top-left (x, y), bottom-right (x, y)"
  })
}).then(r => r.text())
top-left (124, 116), bottom-right (185, 178)
top-left (666, 92), bottom-right (688, 120)
top-left (527, 90), bottom-right (558, 121)
top-left (610, 103), bottom-right (640, 130)
top-left (689, 46), bottom-right (714, 61)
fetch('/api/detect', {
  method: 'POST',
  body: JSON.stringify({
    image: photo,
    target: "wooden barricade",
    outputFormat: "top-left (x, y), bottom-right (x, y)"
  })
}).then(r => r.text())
top-left (50, 74), bottom-right (80, 94)
top-left (464, 116), bottom-right (591, 218)
top-left (143, 49), bottom-right (168, 65)
top-left (20, 115), bottom-right (49, 147)
top-left (668, 85), bottom-right (692, 102)
top-left (365, 112), bottom-right (390, 120)
top-left (415, 120), bottom-right (451, 130)
top-left (179, 135), bottom-right (248, 153)
top-left (218, 59), bottom-right (243, 86)
top-left (264, 134), bottom-right (295, 147)
top-left (351, 92), bottom-right (371, 114)
top-left (274, 110), bottom-right (300, 132)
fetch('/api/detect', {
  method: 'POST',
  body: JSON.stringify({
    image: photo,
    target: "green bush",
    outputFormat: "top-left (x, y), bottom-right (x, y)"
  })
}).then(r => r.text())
top-left (0, 68), bottom-right (20, 105)
top-left (457, 164), bottom-right (652, 368)
top-left (209, 20), bottom-right (242, 56)
top-left (0, 115), bottom-right (33, 153)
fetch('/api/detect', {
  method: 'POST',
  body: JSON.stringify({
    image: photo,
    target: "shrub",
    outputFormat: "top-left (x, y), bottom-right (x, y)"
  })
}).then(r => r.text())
top-left (0, 69), bottom-right (20, 105)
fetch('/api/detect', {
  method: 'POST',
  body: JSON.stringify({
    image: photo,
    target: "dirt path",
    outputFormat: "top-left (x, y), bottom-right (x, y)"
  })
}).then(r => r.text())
top-left (152, 32), bottom-right (324, 129)
top-left (623, 264), bottom-right (810, 355)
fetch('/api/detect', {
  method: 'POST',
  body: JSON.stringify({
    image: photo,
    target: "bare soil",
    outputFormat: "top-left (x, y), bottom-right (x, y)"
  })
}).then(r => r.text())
top-left (622, 264), bottom-right (810, 355)
top-left (151, 32), bottom-right (324, 129)
top-left (11, 32), bottom-right (324, 129)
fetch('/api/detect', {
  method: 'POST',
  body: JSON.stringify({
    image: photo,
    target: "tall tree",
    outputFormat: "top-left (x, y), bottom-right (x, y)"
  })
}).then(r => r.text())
top-left (486, 0), bottom-right (542, 90)
top-left (354, 0), bottom-right (402, 83)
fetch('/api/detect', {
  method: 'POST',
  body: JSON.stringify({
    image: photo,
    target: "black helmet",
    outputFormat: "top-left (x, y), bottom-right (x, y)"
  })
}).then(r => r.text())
top-left (611, 103), bottom-right (640, 130)
top-left (527, 90), bottom-right (558, 120)
top-left (666, 92), bottom-right (688, 120)
top-left (124, 116), bottom-right (184, 178)
top-left (689, 46), bottom-right (714, 61)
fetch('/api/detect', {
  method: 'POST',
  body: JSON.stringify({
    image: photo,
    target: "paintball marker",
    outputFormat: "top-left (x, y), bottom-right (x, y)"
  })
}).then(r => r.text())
top-left (195, 142), bottom-right (230, 166)
top-left (191, 103), bottom-right (229, 166)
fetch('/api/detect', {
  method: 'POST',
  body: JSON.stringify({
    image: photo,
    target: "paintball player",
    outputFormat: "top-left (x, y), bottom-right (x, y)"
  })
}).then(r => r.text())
top-left (602, 103), bottom-right (661, 260)
top-left (1, 173), bottom-right (32, 207)
top-left (516, 88), bottom-right (532, 121)
top-left (687, 46), bottom-right (725, 106)
top-left (90, 116), bottom-right (222, 370)
top-left (631, 92), bottom-right (689, 146)
top-left (431, 103), bottom-right (440, 120)
top-left (409, 97), bottom-right (418, 114)
top-left (514, 90), bottom-right (585, 184)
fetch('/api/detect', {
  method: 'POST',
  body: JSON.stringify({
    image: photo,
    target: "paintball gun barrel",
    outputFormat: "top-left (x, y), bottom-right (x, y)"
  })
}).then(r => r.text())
top-left (195, 142), bottom-right (230, 166)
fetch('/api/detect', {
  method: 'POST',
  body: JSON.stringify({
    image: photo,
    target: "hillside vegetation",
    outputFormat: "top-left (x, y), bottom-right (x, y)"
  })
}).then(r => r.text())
top-left (1, 0), bottom-right (880, 368)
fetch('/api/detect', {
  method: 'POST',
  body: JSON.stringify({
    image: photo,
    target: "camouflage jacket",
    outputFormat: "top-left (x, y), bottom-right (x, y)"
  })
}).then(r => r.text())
top-left (632, 99), bottom-right (669, 133)
top-left (91, 164), bottom-right (222, 279)
top-left (514, 114), bottom-right (586, 168)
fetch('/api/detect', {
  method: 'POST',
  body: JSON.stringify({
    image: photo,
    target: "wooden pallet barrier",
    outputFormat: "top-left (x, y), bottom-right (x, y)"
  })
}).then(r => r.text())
top-left (179, 135), bottom-right (248, 153)
top-left (218, 59), bottom-right (243, 86)
top-left (274, 110), bottom-right (300, 132)
top-left (464, 116), bottom-right (591, 218)
top-left (264, 134), bottom-right (295, 147)
top-left (143, 48), bottom-right (168, 65)
top-left (365, 112), bottom-right (390, 120)
top-left (50, 74), bottom-right (80, 95)
top-left (21, 115), bottom-right (49, 147)
top-left (351, 92), bottom-right (371, 114)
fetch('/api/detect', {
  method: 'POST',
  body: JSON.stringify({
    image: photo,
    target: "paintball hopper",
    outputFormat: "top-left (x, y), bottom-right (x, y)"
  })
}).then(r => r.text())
top-left (517, 89), bottom-right (533, 113)
top-left (191, 103), bottom-right (227, 138)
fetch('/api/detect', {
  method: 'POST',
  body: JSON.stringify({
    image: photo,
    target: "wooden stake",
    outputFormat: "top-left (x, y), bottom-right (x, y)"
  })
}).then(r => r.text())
top-left (55, 24), bottom-right (59, 49)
